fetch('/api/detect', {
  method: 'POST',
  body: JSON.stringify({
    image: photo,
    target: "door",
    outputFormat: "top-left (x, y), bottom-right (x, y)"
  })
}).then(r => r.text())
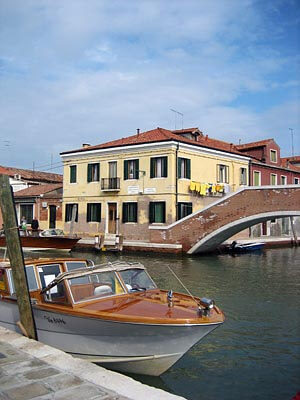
top-left (49, 205), bottom-right (56, 229)
top-left (108, 203), bottom-right (117, 234)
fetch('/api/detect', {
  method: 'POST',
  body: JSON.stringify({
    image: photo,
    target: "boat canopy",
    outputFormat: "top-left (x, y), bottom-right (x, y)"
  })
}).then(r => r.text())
top-left (41, 261), bottom-right (146, 293)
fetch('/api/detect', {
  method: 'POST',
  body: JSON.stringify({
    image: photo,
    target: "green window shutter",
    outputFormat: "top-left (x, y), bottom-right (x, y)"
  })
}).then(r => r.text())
top-left (87, 164), bottom-right (92, 182)
top-left (150, 158), bottom-right (155, 178)
top-left (124, 160), bottom-right (128, 180)
top-left (178, 157), bottom-right (182, 178)
top-left (187, 159), bottom-right (191, 179)
top-left (162, 202), bottom-right (166, 223)
top-left (135, 159), bottom-right (139, 179)
top-left (70, 165), bottom-right (77, 183)
top-left (163, 157), bottom-right (168, 177)
top-left (149, 202), bottom-right (154, 223)
top-left (87, 204), bottom-right (91, 222)
top-left (177, 203), bottom-right (182, 220)
top-left (122, 203), bottom-right (128, 223)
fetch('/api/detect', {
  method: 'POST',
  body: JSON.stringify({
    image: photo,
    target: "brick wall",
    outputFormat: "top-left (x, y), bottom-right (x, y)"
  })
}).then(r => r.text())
top-left (149, 187), bottom-right (300, 252)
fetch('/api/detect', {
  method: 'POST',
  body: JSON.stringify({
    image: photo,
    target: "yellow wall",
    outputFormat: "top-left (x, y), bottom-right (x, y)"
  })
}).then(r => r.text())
top-left (62, 143), bottom-right (249, 237)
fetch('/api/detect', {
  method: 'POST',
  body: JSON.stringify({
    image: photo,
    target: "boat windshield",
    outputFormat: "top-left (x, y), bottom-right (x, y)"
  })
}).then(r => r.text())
top-left (67, 271), bottom-right (125, 303)
top-left (119, 268), bottom-right (157, 292)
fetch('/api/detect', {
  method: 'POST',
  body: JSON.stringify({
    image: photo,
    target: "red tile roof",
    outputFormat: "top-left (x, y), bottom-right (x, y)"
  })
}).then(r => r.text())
top-left (235, 139), bottom-right (275, 151)
top-left (61, 127), bottom-right (246, 157)
top-left (14, 183), bottom-right (62, 197)
top-left (0, 165), bottom-right (62, 183)
top-left (281, 156), bottom-right (300, 164)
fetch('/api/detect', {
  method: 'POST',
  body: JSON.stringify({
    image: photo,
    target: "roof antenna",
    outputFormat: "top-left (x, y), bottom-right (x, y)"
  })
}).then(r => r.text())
top-left (170, 109), bottom-right (184, 130)
top-left (289, 128), bottom-right (294, 157)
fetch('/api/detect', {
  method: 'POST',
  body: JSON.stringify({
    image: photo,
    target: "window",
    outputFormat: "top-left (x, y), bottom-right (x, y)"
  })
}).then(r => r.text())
top-left (149, 202), bottom-right (166, 223)
top-left (150, 157), bottom-right (168, 178)
top-left (253, 171), bottom-right (261, 186)
top-left (270, 150), bottom-right (277, 163)
top-left (217, 164), bottom-right (229, 183)
top-left (109, 161), bottom-right (117, 178)
top-left (294, 178), bottom-right (299, 184)
top-left (240, 167), bottom-right (247, 185)
top-left (177, 202), bottom-right (192, 220)
top-left (87, 203), bottom-right (101, 222)
top-left (178, 157), bottom-right (191, 179)
top-left (20, 204), bottom-right (33, 224)
top-left (25, 265), bottom-right (38, 291)
top-left (270, 174), bottom-right (277, 185)
top-left (70, 165), bottom-right (77, 183)
top-left (87, 163), bottom-right (100, 182)
top-left (122, 202), bottom-right (138, 223)
top-left (65, 203), bottom-right (78, 222)
top-left (124, 159), bottom-right (139, 180)
top-left (38, 264), bottom-right (66, 302)
top-left (280, 176), bottom-right (287, 185)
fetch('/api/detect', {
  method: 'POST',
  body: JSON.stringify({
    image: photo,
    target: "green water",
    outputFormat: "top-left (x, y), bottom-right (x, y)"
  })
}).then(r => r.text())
top-left (83, 247), bottom-right (300, 400)
top-left (5, 247), bottom-right (300, 399)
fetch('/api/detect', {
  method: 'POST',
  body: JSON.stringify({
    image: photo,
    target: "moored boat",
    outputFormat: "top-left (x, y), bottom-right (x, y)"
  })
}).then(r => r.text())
top-left (227, 241), bottom-right (265, 253)
top-left (0, 258), bottom-right (225, 376)
top-left (0, 229), bottom-right (80, 251)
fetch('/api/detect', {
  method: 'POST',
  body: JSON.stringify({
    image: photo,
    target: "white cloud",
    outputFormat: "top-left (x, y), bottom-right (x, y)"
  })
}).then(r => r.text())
top-left (0, 0), bottom-right (299, 169)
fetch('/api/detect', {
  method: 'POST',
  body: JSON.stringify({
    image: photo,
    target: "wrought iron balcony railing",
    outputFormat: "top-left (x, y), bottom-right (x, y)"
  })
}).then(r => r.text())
top-left (101, 177), bottom-right (120, 191)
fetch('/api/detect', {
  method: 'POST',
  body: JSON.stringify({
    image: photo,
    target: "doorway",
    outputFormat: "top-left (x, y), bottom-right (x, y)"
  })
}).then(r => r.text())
top-left (49, 205), bottom-right (57, 229)
top-left (108, 203), bottom-right (117, 234)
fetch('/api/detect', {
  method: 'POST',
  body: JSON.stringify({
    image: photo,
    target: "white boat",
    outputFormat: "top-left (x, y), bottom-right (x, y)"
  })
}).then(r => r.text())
top-left (0, 257), bottom-right (225, 376)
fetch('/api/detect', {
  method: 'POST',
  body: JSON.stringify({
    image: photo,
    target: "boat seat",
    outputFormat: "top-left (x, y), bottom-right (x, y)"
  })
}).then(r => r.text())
top-left (94, 285), bottom-right (113, 296)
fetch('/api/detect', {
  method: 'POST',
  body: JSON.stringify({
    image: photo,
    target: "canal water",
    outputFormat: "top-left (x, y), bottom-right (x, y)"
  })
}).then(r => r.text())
top-left (5, 247), bottom-right (300, 399)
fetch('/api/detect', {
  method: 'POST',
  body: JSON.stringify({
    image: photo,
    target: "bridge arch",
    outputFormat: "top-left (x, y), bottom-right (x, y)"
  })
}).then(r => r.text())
top-left (188, 211), bottom-right (300, 254)
top-left (149, 186), bottom-right (300, 254)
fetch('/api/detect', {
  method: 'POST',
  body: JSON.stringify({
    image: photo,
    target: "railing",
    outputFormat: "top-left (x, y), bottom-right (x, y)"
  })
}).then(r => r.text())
top-left (101, 178), bottom-right (120, 191)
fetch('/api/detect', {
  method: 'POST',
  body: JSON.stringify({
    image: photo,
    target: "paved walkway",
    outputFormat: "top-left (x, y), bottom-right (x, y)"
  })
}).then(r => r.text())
top-left (0, 327), bottom-right (185, 400)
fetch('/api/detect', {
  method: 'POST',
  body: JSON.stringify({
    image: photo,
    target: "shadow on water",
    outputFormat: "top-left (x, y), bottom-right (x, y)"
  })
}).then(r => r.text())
top-left (2, 247), bottom-right (300, 400)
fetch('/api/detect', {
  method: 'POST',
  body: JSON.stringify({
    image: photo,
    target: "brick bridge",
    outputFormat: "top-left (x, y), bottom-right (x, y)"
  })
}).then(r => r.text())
top-left (149, 185), bottom-right (300, 254)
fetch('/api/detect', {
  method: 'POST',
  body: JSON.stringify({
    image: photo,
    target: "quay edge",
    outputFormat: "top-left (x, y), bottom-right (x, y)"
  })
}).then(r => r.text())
top-left (0, 326), bottom-right (186, 400)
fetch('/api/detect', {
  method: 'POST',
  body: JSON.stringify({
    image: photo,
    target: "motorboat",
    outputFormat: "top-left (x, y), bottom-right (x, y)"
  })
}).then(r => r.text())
top-left (0, 257), bottom-right (225, 376)
top-left (0, 229), bottom-right (80, 251)
top-left (228, 241), bottom-right (265, 253)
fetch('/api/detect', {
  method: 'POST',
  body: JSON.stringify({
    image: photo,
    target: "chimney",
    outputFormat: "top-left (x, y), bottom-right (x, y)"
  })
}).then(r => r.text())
top-left (205, 135), bottom-right (208, 141)
top-left (82, 143), bottom-right (90, 148)
top-left (137, 128), bottom-right (140, 136)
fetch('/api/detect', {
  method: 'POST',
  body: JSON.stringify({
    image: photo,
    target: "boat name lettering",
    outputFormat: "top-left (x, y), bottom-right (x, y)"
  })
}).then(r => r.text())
top-left (44, 316), bottom-right (66, 325)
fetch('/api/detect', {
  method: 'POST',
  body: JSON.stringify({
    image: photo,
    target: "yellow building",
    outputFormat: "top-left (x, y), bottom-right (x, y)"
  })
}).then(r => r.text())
top-left (60, 127), bottom-right (250, 241)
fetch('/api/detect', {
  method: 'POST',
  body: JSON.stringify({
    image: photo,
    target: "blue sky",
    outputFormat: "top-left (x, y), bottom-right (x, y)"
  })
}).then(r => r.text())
top-left (0, 0), bottom-right (299, 173)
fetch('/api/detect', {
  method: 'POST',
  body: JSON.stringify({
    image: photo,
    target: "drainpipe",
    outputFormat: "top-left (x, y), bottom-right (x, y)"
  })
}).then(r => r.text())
top-left (175, 142), bottom-right (179, 221)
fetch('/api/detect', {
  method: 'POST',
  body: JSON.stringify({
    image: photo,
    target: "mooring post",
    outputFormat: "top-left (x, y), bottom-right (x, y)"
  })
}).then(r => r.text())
top-left (290, 217), bottom-right (298, 247)
top-left (0, 174), bottom-right (37, 339)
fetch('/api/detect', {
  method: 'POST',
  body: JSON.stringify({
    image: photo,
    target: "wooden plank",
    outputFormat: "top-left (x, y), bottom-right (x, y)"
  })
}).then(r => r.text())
top-left (0, 174), bottom-right (37, 339)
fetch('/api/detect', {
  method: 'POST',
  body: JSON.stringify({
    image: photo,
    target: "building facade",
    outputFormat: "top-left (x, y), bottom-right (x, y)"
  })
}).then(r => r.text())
top-left (13, 184), bottom-right (63, 231)
top-left (236, 139), bottom-right (300, 237)
top-left (60, 127), bottom-right (250, 241)
top-left (0, 165), bottom-right (63, 228)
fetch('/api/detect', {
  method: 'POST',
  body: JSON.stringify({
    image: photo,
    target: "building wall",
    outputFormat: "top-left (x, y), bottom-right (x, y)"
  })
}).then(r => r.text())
top-left (61, 142), bottom-right (249, 240)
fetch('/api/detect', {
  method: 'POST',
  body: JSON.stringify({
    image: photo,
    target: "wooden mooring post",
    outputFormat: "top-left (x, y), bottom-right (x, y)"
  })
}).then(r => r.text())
top-left (0, 174), bottom-right (37, 339)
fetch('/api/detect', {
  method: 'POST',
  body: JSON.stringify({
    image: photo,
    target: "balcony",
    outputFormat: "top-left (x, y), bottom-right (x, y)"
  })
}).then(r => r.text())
top-left (101, 177), bottom-right (120, 191)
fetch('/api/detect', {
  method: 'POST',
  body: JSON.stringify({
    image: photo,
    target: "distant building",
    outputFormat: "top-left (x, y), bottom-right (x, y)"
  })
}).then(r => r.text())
top-left (236, 139), bottom-right (300, 237)
top-left (13, 184), bottom-right (63, 231)
top-left (0, 165), bottom-right (62, 228)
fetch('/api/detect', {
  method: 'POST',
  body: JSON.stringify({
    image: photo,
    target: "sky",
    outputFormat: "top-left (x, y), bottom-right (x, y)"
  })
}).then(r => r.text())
top-left (0, 0), bottom-right (299, 174)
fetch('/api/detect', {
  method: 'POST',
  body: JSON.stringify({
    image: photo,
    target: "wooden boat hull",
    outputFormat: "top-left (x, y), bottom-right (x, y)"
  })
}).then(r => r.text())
top-left (0, 235), bottom-right (80, 251)
top-left (0, 301), bottom-right (221, 376)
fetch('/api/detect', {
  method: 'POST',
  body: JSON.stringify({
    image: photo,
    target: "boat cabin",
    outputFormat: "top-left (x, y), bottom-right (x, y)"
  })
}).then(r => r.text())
top-left (0, 259), bottom-right (157, 307)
